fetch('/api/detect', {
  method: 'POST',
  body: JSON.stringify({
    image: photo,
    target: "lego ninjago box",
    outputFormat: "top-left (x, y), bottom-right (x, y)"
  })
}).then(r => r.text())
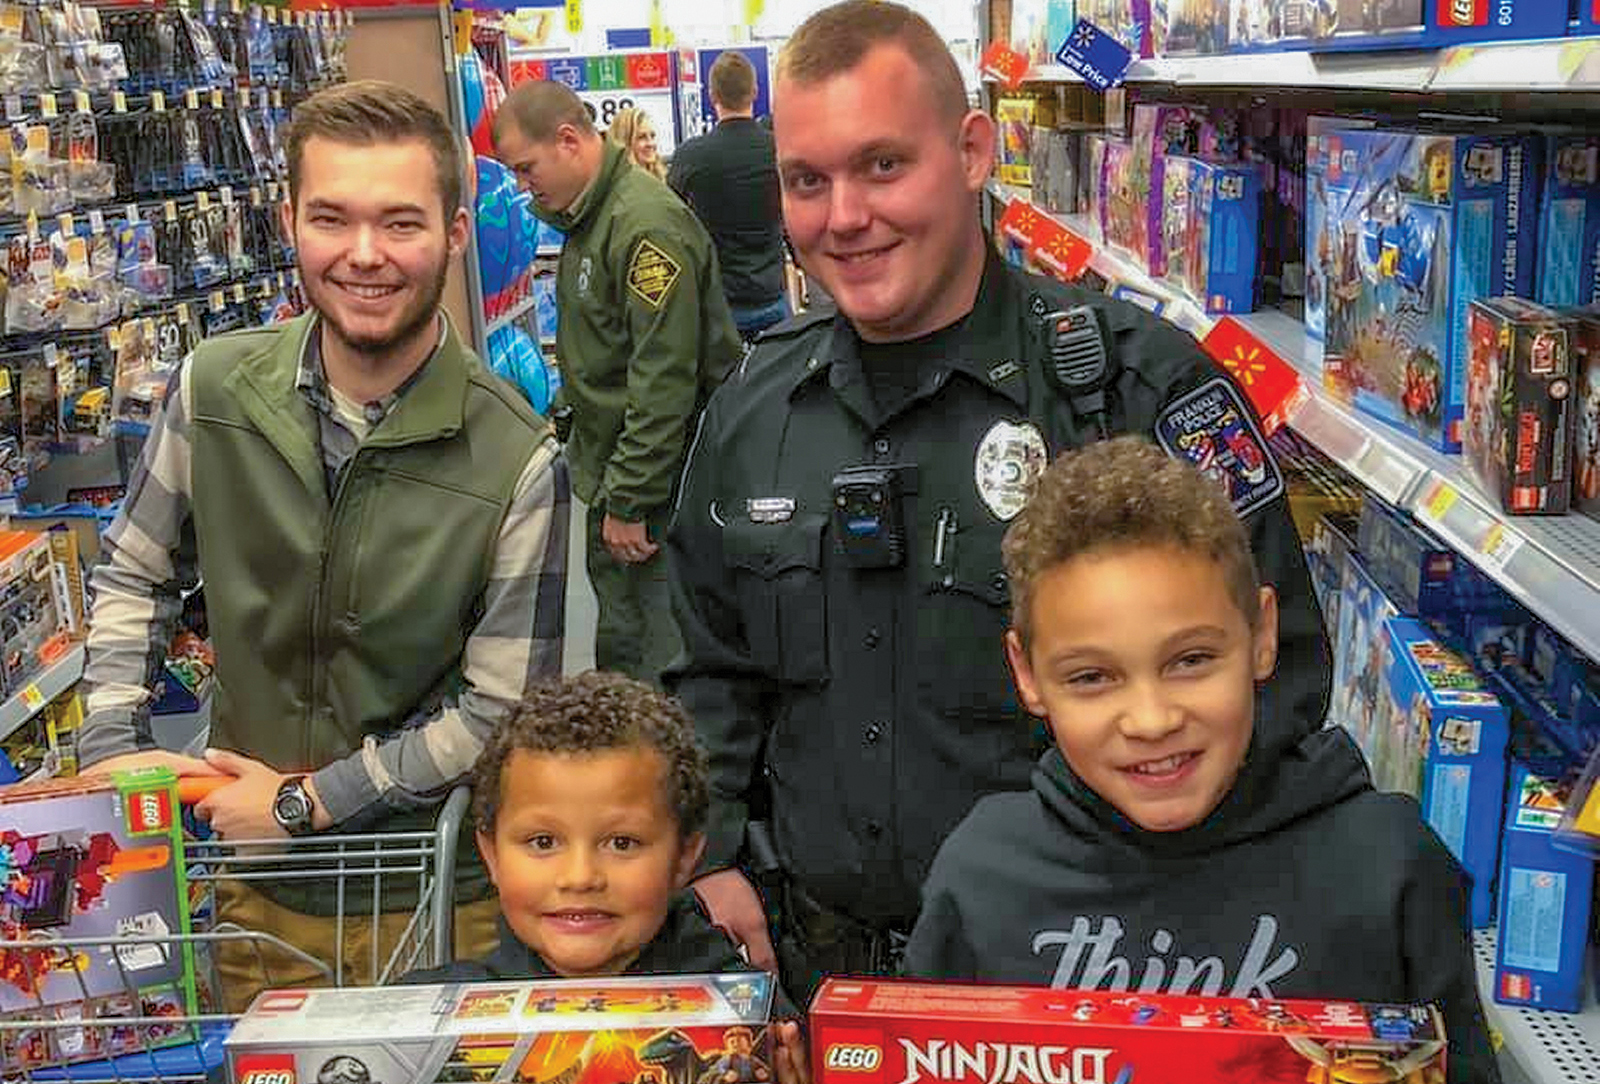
top-left (810, 979), bottom-right (1447, 1084)
top-left (0, 768), bottom-right (199, 1074)
top-left (227, 972), bottom-right (775, 1084)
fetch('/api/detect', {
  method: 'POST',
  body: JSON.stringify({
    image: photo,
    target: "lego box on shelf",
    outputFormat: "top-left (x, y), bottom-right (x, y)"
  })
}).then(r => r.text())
top-left (1314, 129), bottom-right (1541, 452)
top-left (1356, 497), bottom-right (1514, 624)
top-left (1384, 618), bottom-right (1510, 928)
top-left (0, 528), bottom-right (72, 697)
top-left (1226, 0), bottom-right (1566, 54)
top-left (1130, 104), bottom-right (1205, 277)
top-left (1494, 763), bottom-right (1595, 1013)
top-left (811, 978), bottom-right (1448, 1084)
top-left (1464, 297), bottom-right (1576, 515)
top-left (1329, 552), bottom-right (1402, 767)
top-left (1568, 305), bottom-right (1600, 522)
top-left (1179, 159), bottom-right (1262, 315)
top-left (227, 972), bottom-right (776, 1084)
top-left (1536, 135), bottom-right (1600, 309)
top-left (0, 769), bottom-right (199, 1074)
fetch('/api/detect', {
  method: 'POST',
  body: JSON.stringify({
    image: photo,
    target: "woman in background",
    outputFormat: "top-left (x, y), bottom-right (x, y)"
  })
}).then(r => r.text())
top-left (610, 107), bottom-right (666, 180)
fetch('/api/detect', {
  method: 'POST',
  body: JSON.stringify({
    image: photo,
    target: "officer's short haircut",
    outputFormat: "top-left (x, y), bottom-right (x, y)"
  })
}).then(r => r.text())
top-left (473, 672), bottom-right (710, 839)
top-left (777, 1), bottom-right (967, 124)
top-left (494, 79), bottom-right (596, 147)
top-left (710, 50), bottom-right (757, 112)
top-left (1002, 436), bottom-right (1261, 647)
top-left (286, 79), bottom-right (462, 218)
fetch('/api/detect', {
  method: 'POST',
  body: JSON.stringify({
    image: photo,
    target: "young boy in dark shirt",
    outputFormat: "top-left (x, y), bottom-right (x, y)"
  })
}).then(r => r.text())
top-left (407, 672), bottom-right (805, 1082)
top-left (905, 437), bottom-right (1498, 1084)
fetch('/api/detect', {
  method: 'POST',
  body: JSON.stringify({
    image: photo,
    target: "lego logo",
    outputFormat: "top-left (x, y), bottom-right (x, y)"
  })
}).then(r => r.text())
top-left (237, 1053), bottom-right (297, 1084)
top-left (129, 788), bottom-right (172, 834)
top-left (241, 1074), bottom-right (295, 1084)
top-left (1437, 0), bottom-right (1486, 26)
top-left (826, 1046), bottom-right (882, 1071)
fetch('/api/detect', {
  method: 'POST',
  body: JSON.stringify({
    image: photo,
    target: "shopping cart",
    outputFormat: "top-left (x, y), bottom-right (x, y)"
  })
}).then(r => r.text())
top-left (1, 784), bottom-right (473, 1083)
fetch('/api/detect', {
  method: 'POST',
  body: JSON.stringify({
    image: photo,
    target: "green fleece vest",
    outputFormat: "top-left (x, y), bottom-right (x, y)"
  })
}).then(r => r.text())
top-left (189, 313), bottom-right (549, 913)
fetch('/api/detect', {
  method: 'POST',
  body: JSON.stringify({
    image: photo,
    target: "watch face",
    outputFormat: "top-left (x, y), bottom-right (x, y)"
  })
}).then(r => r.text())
top-left (274, 781), bottom-right (312, 830)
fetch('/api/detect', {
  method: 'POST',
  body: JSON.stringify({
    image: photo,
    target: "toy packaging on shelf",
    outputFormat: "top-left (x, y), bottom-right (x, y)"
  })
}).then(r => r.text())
top-left (1099, 136), bottom-right (1141, 260)
top-left (1464, 297), bottom-right (1576, 515)
top-left (1568, 306), bottom-right (1600, 522)
top-left (1033, 126), bottom-right (1085, 215)
top-left (1179, 159), bottom-right (1261, 314)
top-left (1186, 0), bottom-right (1567, 55)
top-left (1305, 512), bottom-right (1358, 632)
top-left (0, 768), bottom-right (198, 1074)
top-left (1536, 135), bottom-right (1600, 309)
top-left (0, 528), bottom-right (71, 695)
top-left (1129, 104), bottom-right (1205, 277)
top-left (1079, 0), bottom-right (1153, 57)
top-left (995, 97), bottom-right (1036, 187)
top-left (811, 978), bottom-right (1448, 1084)
top-left (1355, 497), bottom-right (1515, 628)
top-left (1494, 763), bottom-right (1595, 1013)
top-left (226, 972), bottom-right (776, 1084)
top-left (1313, 129), bottom-right (1541, 452)
top-left (1329, 551), bottom-right (1402, 765)
top-left (1384, 617), bottom-right (1510, 928)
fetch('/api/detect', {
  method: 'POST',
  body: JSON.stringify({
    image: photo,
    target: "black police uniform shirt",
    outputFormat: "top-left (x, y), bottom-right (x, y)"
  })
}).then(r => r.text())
top-left (904, 729), bottom-right (1499, 1084)
top-left (667, 117), bottom-right (786, 309)
top-left (665, 248), bottom-right (1332, 929)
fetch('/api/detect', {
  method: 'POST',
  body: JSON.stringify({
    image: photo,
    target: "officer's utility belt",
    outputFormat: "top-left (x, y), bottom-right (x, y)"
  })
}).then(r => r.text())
top-left (779, 877), bottom-right (910, 975)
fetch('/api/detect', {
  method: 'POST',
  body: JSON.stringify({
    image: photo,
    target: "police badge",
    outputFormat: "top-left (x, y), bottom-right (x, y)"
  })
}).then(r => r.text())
top-left (975, 420), bottom-right (1049, 520)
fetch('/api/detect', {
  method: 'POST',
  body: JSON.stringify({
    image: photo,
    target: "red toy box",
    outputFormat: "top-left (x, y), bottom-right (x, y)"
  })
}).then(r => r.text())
top-left (226, 972), bottom-right (775, 1084)
top-left (810, 979), bottom-right (1446, 1084)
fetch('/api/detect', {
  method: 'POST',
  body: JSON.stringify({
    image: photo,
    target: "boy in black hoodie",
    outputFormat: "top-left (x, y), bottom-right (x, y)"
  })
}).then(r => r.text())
top-left (406, 672), bottom-right (806, 1082)
top-left (904, 437), bottom-right (1498, 1084)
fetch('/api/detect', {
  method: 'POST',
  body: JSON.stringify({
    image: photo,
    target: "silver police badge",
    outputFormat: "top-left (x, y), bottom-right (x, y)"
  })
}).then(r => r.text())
top-left (975, 420), bottom-right (1049, 520)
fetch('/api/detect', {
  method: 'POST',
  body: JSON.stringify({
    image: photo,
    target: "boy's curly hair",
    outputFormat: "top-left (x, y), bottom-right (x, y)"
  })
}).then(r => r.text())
top-left (1002, 436), bottom-right (1261, 647)
top-left (473, 672), bottom-right (710, 837)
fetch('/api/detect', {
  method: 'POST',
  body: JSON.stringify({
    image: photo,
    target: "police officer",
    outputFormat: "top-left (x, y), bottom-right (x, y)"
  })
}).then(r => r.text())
top-left (495, 80), bottom-right (741, 683)
top-left (667, 0), bottom-right (1330, 999)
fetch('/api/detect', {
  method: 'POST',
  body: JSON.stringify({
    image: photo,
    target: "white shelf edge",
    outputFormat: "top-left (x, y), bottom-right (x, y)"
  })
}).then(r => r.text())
top-left (1474, 929), bottom-right (1600, 1084)
top-left (0, 643), bottom-right (85, 745)
top-left (485, 293), bottom-right (538, 337)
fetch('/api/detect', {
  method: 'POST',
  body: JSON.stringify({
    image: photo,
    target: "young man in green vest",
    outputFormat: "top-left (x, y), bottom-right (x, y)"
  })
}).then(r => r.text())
top-left (76, 81), bottom-right (570, 1007)
top-left (492, 81), bottom-right (740, 686)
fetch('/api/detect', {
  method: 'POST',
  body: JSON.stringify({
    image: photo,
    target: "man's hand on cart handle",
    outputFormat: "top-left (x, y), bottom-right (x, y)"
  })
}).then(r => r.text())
top-left (194, 748), bottom-right (333, 839)
top-left (691, 868), bottom-right (778, 973)
top-left (773, 1020), bottom-right (811, 1084)
top-left (87, 749), bottom-right (220, 778)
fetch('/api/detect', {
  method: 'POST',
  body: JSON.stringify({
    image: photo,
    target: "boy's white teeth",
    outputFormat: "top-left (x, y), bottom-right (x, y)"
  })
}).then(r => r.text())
top-left (1130, 753), bottom-right (1191, 775)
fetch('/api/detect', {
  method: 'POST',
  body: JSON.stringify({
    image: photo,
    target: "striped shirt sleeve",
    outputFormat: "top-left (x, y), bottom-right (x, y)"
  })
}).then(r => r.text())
top-left (310, 437), bottom-right (571, 827)
top-left (78, 361), bottom-right (198, 768)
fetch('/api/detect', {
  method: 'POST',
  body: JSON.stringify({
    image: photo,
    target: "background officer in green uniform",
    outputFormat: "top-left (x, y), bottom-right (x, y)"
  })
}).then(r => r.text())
top-left (666, 0), bottom-right (1331, 1000)
top-left (495, 82), bottom-right (742, 684)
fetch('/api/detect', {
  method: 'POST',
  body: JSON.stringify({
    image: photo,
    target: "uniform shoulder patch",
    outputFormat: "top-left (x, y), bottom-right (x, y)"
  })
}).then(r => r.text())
top-left (628, 238), bottom-right (682, 309)
top-left (1153, 377), bottom-right (1285, 519)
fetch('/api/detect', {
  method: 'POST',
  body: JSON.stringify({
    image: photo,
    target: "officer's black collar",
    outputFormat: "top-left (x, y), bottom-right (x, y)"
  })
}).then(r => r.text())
top-left (788, 247), bottom-right (1027, 410)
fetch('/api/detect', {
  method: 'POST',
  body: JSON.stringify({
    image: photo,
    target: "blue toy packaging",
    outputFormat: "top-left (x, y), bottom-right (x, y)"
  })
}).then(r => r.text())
top-left (1181, 160), bottom-right (1262, 314)
top-left (1356, 496), bottom-right (1517, 628)
top-left (1536, 136), bottom-right (1600, 309)
top-left (1305, 512), bottom-right (1358, 632)
top-left (1227, 0), bottom-right (1564, 53)
top-left (1080, 0), bottom-right (1154, 57)
top-left (1464, 297), bottom-right (1576, 515)
top-left (1385, 618), bottom-right (1510, 928)
top-left (1313, 128), bottom-right (1542, 452)
top-left (1494, 763), bottom-right (1595, 1013)
top-left (1575, 0), bottom-right (1600, 33)
top-left (1330, 552), bottom-right (1402, 766)
top-left (1304, 118), bottom-right (1375, 382)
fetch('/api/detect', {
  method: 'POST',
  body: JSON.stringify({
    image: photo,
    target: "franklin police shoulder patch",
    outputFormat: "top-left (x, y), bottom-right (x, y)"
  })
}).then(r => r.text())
top-left (975, 419), bottom-right (1049, 521)
top-left (1154, 377), bottom-right (1285, 519)
top-left (627, 238), bottom-right (681, 309)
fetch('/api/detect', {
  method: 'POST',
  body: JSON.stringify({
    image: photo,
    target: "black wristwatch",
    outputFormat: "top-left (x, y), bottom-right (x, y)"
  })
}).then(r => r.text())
top-left (272, 775), bottom-right (316, 837)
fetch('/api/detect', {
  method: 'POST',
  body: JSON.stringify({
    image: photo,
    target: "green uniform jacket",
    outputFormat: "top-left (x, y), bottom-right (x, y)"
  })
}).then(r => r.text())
top-left (536, 142), bottom-right (741, 523)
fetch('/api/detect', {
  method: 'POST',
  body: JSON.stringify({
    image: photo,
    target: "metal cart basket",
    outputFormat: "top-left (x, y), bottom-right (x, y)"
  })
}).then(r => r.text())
top-left (1, 785), bottom-right (472, 1083)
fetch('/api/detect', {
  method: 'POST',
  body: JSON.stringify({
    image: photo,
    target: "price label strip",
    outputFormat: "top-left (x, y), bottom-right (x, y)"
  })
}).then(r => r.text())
top-left (1477, 522), bottom-right (1525, 576)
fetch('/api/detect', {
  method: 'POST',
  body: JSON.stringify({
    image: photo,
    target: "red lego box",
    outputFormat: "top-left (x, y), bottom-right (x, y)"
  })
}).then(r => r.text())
top-left (810, 979), bottom-right (1446, 1084)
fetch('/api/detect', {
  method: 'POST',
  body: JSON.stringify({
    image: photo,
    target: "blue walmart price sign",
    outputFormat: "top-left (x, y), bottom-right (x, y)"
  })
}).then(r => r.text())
top-left (1055, 19), bottom-right (1133, 93)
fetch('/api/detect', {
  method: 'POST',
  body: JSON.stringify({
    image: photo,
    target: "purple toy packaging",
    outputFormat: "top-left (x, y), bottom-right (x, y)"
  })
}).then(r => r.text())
top-left (1130, 103), bottom-right (1205, 276)
top-left (1313, 128), bottom-right (1542, 452)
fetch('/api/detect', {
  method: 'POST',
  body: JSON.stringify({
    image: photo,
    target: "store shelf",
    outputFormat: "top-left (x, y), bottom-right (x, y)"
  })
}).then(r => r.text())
top-left (485, 293), bottom-right (537, 337)
top-left (986, 181), bottom-right (1600, 663)
top-left (1005, 37), bottom-right (1600, 93)
top-left (1474, 930), bottom-right (1600, 1084)
top-left (0, 643), bottom-right (85, 745)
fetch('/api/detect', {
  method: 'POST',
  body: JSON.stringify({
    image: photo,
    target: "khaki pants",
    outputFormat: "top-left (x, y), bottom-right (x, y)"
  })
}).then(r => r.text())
top-left (212, 880), bottom-right (502, 1012)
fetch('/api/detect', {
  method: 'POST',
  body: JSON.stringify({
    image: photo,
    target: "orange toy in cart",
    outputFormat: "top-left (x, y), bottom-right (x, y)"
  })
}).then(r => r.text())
top-left (227, 972), bottom-right (775, 1084)
top-left (810, 979), bottom-right (1445, 1084)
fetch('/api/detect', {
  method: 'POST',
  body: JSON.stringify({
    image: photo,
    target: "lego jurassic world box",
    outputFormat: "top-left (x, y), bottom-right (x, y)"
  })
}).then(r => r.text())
top-left (811, 978), bottom-right (1447, 1084)
top-left (226, 973), bottom-right (775, 1084)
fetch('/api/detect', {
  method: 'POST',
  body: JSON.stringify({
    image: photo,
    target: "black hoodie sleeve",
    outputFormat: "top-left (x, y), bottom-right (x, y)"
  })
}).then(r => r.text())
top-left (904, 867), bottom-right (979, 980)
top-left (1401, 830), bottom-right (1501, 1084)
